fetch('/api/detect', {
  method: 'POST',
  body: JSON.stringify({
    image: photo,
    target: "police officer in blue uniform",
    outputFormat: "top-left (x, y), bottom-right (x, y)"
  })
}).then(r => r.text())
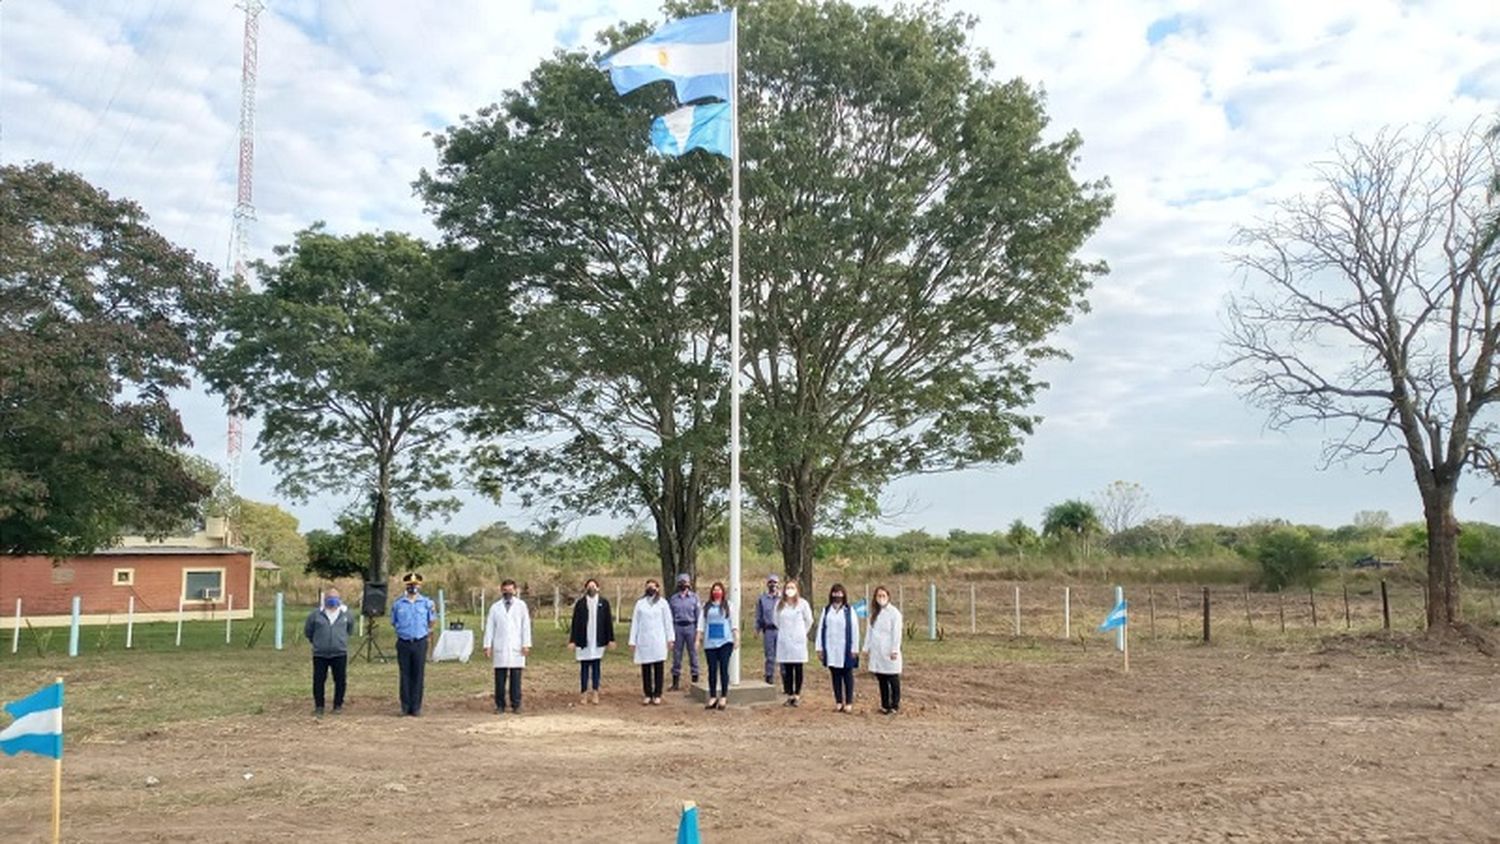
top-left (667, 573), bottom-right (701, 691)
top-left (754, 574), bottom-right (781, 685)
top-left (390, 572), bottom-right (436, 716)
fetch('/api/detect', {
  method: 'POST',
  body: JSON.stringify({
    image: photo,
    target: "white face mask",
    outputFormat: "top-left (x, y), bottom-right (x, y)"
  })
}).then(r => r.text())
top-left (876, 597), bottom-right (889, 607)
top-left (785, 588), bottom-right (798, 598)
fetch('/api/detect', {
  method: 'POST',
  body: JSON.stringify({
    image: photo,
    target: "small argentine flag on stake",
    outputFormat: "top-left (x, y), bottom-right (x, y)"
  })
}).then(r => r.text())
top-left (1, 678), bottom-right (65, 843)
top-left (677, 800), bottom-right (702, 844)
top-left (851, 599), bottom-right (869, 619)
top-left (1098, 596), bottom-right (1129, 673)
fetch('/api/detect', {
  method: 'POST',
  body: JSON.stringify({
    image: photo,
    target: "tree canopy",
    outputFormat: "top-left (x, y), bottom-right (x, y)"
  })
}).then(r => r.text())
top-left (0, 163), bottom-right (226, 555)
top-left (202, 227), bottom-right (467, 582)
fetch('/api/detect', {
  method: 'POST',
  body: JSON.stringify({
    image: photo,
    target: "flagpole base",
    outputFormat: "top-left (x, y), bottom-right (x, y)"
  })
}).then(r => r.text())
top-left (686, 680), bottom-right (782, 705)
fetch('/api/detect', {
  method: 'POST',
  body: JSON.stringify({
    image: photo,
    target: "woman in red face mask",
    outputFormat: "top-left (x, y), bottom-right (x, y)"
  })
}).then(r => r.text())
top-left (697, 581), bottom-right (736, 709)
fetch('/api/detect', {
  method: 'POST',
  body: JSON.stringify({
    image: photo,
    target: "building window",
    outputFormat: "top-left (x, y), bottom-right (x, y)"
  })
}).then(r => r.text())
top-left (113, 568), bottom-right (135, 586)
top-left (183, 569), bottom-right (225, 602)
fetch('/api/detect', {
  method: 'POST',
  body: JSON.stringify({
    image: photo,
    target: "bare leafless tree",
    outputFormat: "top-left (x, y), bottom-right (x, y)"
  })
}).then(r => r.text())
top-left (1095, 480), bottom-right (1152, 535)
top-left (1219, 123), bottom-right (1499, 628)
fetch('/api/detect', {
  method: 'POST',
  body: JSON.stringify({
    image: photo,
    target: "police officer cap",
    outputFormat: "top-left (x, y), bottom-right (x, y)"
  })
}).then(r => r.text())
top-left (766, 573), bottom-right (780, 583)
top-left (402, 572), bottom-right (424, 585)
top-left (676, 572), bottom-right (692, 585)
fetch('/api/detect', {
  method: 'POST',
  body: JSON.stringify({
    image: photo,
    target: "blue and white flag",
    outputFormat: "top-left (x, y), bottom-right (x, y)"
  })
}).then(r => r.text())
top-left (0, 681), bottom-right (63, 760)
top-left (651, 103), bottom-right (731, 158)
top-left (598, 11), bottom-right (733, 104)
top-left (851, 599), bottom-right (869, 619)
top-left (1097, 598), bottom-right (1128, 633)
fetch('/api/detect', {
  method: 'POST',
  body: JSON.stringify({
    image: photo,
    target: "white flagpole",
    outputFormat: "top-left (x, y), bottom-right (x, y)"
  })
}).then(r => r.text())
top-left (727, 6), bottom-right (744, 689)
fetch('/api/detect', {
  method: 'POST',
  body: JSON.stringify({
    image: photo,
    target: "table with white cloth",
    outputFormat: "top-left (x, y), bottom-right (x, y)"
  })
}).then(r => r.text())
top-left (431, 629), bottom-right (474, 663)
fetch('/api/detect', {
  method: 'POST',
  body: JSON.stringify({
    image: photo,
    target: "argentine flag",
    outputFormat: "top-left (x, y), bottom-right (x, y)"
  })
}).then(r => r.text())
top-left (852, 599), bottom-right (869, 619)
top-left (0, 681), bottom-right (63, 760)
top-left (598, 10), bottom-right (733, 104)
top-left (652, 103), bottom-right (731, 158)
top-left (1097, 598), bottom-right (1128, 633)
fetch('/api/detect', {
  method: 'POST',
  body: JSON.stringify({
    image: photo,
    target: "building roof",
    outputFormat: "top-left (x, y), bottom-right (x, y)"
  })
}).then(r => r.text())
top-left (253, 559), bottom-right (281, 571)
top-left (92, 546), bottom-right (254, 556)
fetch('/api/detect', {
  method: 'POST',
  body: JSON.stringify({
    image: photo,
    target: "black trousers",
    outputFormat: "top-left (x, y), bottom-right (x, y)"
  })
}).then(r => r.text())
top-left (780, 662), bottom-right (804, 695)
top-left (494, 667), bottom-right (523, 711)
top-left (876, 673), bottom-right (902, 711)
top-left (312, 655), bottom-right (347, 709)
top-left (640, 661), bottom-right (665, 698)
top-left (705, 643), bottom-right (734, 698)
top-left (396, 636), bottom-right (427, 715)
top-left (829, 665), bottom-right (854, 704)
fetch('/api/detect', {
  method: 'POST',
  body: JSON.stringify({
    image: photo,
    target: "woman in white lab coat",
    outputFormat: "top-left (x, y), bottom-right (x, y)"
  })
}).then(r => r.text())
top-left (862, 584), bottom-right (903, 715)
top-left (483, 579), bottom-right (532, 714)
top-left (773, 579), bottom-right (815, 707)
top-left (816, 583), bottom-right (861, 713)
top-left (629, 578), bottom-right (674, 705)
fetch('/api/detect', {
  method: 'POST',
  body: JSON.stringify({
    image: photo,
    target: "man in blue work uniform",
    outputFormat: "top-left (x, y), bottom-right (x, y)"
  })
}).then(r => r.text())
top-left (754, 574), bottom-right (780, 685)
top-left (667, 572), bottom-right (700, 691)
top-left (390, 572), bottom-right (436, 716)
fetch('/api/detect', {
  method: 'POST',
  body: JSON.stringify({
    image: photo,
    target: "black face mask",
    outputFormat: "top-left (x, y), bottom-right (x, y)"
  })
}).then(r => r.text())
top-left (645, 587), bottom-right (658, 597)
top-left (832, 595), bottom-right (845, 604)
top-left (406, 585), bottom-right (418, 594)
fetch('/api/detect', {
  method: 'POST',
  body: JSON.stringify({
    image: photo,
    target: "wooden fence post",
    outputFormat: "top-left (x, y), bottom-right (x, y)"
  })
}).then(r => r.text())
top-left (1380, 580), bottom-right (1391, 630)
top-left (1175, 586), bottom-right (1183, 635)
top-left (1277, 588), bottom-right (1285, 633)
top-left (1243, 587), bottom-right (1253, 631)
top-left (1147, 587), bottom-right (1156, 640)
top-left (970, 584), bottom-right (976, 634)
top-left (1309, 588), bottom-right (1318, 628)
top-left (1013, 586), bottom-right (1021, 636)
top-left (1342, 584), bottom-right (1351, 629)
top-left (1202, 587), bottom-right (1211, 643)
top-left (1063, 587), bottom-right (1071, 639)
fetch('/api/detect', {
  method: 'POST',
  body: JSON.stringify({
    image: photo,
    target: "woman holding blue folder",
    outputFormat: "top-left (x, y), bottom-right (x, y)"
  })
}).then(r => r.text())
top-left (697, 581), bottom-right (735, 710)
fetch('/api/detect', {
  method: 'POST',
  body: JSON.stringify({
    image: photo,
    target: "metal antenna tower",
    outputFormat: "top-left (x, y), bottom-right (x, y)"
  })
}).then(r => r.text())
top-left (225, 0), bottom-right (264, 496)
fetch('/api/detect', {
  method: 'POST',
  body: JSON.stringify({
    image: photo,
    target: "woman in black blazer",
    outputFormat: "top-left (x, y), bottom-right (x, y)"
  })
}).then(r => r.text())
top-left (568, 578), bottom-right (616, 704)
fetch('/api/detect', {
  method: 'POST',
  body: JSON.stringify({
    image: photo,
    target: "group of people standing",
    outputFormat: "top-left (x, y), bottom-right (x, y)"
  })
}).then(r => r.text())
top-left (303, 571), bottom-right (906, 717)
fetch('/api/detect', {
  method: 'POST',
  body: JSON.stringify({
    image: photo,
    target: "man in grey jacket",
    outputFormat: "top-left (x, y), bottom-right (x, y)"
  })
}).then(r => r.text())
top-left (304, 587), bottom-right (356, 716)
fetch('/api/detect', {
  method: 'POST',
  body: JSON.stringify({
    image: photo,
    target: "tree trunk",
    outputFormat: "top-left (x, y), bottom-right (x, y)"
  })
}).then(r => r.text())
top-left (368, 470), bottom-right (392, 584)
top-left (772, 476), bottom-right (817, 598)
top-left (1423, 484), bottom-right (1462, 627)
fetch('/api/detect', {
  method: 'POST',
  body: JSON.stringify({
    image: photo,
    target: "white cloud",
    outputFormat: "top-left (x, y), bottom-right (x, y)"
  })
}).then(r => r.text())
top-left (2, 0), bottom-right (1496, 535)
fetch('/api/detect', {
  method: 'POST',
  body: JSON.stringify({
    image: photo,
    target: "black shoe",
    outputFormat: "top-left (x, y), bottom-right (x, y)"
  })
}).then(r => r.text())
top-left (512, 706), bottom-right (522, 715)
top-left (691, 675), bottom-right (700, 684)
top-left (495, 706), bottom-right (505, 714)
top-left (764, 674), bottom-right (773, 685)
top-left (313, 707), bottom-right (324, 718)
top-left (331, 705), bottom-right (343, 715)
top-left (670, 677), bottom-right (681, 691)
top-left (783, 698), bottom-right (795, 707)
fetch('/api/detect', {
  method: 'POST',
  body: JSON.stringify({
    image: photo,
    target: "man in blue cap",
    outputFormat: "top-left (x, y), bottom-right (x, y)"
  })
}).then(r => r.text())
top-left (753, 573), bottom-right (781, 684)
top-left (667, 572), bottom-right (700, 691)
top-left (390, 571), bottom-right (436, 716)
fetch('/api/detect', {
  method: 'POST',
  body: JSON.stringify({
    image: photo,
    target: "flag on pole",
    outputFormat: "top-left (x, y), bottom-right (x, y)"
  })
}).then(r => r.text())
top-left (1097, 598), bottom-right (1128, 633)
top-left (676, 800), bottom-right (701, 844)
top-left (598, 11), bottom-right (733, 103)
top-left (651, 103), bottom-right (732, 158)
top-left (851, 599), bottom-right (869, 619)
top-left (0, 681), bottom-right (63, 760)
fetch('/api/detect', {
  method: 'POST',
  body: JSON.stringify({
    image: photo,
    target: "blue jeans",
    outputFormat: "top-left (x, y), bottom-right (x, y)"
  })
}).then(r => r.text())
top-left (829, 665), bottom-right (854, 705)
top-left (579, 658), bottom-right (601, 692)
top-left (705, 643), bottom-right (734, 698)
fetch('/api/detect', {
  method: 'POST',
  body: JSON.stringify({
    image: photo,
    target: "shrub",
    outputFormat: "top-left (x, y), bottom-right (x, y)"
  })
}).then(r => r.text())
top-left (1251, 528), bottom-right (1322, 590)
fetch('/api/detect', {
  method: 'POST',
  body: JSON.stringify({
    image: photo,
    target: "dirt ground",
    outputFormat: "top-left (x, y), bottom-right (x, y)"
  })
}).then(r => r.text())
top-left (2, 636), bottom-right (1498, 843)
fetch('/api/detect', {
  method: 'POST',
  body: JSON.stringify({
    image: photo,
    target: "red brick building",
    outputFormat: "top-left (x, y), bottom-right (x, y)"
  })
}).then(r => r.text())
top-left (0, 544), bottom-right (255, 628)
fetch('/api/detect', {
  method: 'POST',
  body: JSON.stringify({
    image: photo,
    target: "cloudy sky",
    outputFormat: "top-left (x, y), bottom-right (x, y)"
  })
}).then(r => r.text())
top-left (3, 0), bottom-right (1498, 537)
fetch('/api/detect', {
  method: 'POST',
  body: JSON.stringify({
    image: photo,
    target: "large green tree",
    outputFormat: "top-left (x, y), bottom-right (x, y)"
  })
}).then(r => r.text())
top-left (203, 228), bottom-right (466, 583)
top-left (419, 22), bottom-right (729, 588)
top-left (0, 163), bottom-right (225, 555)
top-left (736, 1), bottom-right (1111, 592)
top-left (233, 498), bottom-right (308, 571)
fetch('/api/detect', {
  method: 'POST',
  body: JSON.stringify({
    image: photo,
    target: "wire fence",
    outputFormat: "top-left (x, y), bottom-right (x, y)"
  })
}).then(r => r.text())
top-left (4, 576), bottom-right (1490, 659)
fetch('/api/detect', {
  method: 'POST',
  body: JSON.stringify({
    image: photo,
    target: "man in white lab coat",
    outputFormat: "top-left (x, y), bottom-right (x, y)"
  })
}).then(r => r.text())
top-left (484, 579), bottom-right (533, 714)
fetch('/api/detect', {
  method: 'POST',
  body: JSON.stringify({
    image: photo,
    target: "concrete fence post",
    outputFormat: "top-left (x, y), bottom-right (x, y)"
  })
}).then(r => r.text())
top-left (67, 597), bottom-right (81, 657)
